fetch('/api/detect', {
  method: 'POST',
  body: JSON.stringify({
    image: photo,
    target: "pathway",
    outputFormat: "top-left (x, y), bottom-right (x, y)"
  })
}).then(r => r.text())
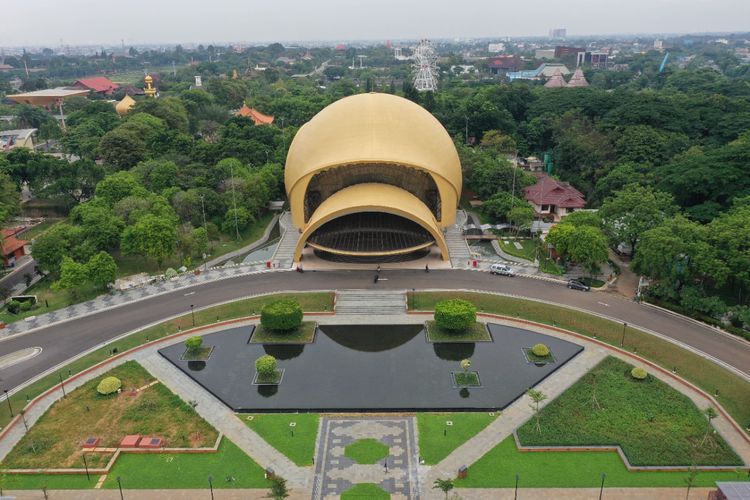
top-left (334, 289), bottom-right (407, 315)
top-left (313, 416), bottom-right (420, 500)
top-left (445, 210), bottom-right (472, 269)
top-left (270, 211), bottom-right (300, 269)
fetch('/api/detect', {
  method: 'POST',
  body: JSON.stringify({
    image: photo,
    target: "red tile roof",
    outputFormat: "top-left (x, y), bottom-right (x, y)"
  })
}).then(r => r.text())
top-left (523, 173), bottom-right (586, 209)
top-left (235, 104), bottom-right (275, 125)
top-left (73, 77), bottom-right (119, 94)
top-left (1, 235), bottom-right (27, 256)
top-left (486, 55), bottom-right (519, 70)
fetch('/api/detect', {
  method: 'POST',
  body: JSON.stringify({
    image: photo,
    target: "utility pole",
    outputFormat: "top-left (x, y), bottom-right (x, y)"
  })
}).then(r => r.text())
top-left (230, 165), bottom-right (240, 241)
top-left (464, 115), bottom-right (469, 145)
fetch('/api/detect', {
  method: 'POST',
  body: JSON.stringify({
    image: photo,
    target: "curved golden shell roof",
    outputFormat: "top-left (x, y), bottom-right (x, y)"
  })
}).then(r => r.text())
top-left (284, 93), bottom-right (462, 199)
top-left (115, 95), bottom-right (136, 116)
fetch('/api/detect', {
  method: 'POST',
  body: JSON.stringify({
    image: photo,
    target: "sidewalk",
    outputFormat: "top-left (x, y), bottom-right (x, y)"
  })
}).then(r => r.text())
top-left (1, 489), bottom-right (310, 499)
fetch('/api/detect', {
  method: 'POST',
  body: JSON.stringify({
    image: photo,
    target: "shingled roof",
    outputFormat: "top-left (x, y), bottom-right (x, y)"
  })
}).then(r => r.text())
top-left (235, 104), bottom-right (275, 125)
top-left (523, 173), bottom-right (586, 208)
top-left (73, 77), bottom-right (119, 94)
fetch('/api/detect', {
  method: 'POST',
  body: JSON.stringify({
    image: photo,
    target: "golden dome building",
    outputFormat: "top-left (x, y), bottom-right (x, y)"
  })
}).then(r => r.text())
top-left (285, 93), bottom-right (462, 263)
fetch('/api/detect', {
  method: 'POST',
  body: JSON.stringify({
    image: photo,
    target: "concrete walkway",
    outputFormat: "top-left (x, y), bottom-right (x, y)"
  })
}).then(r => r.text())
top-left (203, 212), bottom-right (280, 268)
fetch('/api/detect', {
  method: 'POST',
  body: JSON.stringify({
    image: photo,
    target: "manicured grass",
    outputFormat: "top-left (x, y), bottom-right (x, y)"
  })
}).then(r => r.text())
top-left (517, 357), bottom-right (742, 466)
top-left (425, 321), bottom-right (491, 342)
top-left (18, 219), bottom-right (63, 241)
top-left (522, 348), bottom-right (556, 365)
top-left (0, 278), bottom-right (102, 325)
top-left (2, 361), bottom-right (218, 469)
top-left (0, 292), bottom-right (334, 430)
top-left (344, 439), bottom-right (389, 465)
top-left (0, 472), bottom-right (95, 490)
top-left (456, 436), bottom-right (746, 488)
top-left (181, 346), bottom-right (214, 361)
top-left (412, 292), bottom-right (750, 437)
top-left (453, 372), bottom-right (481, 387)
top-left (341, 482), bottom-right (390, 499)
top-left (102, 438), bottom-right (270, 489)
top-left (255, 370), bottom-right (283, 384)
top-left (579, 277), bottom-right (606, 288)
top-left (417, 412), bottom-right (498, 465)
top-left (241, 413), bottom-right (319, 466)
top-left (251, 321), bottom-right (317, 344)
top-left (498, 238), bottom-right (536, 262)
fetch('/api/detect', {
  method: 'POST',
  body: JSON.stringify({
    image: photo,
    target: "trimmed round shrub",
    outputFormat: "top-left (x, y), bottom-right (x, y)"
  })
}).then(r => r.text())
top-left (164, 268), bottom-right (178, 279)
top-left (460, 359), bottom-right (472, 372)
top-left (97, 376), bottom-right (122, 395)
top-left (631, 367), bottom-right (648, 380)
top-left (7, 300), bottom-right (21, 315)
top-left (531, 343), bottom-right (550, 357)
top-left (434, 299), bottom-right (477, 331)
top-left (255, 355), bottom-right (277, 376)
top-left (261, 299), bottom-right (303, 331)
top-left (185, 336), bottom-right (203, 351)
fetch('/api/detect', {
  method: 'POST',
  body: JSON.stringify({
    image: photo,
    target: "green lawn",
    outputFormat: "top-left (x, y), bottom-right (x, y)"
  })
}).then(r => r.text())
top-left (425, 321), bottom-right (491, 342)
top-left (242, 413), bottom-right (319, 466)
top-left (412, 292), bottom-right (750, 437)
top-left (0, 472), bottom-right (94, 490)
top-left (341, 483), bottom-right (390, 499)
top-left (0, 292), bottom-right (334, 430)
top-left (456, 436), bottom-right (746, 488)
top-left (417, 412), bottom-right (498, 464)
top-left (517, 357), bottom-right (742, 466)
top-left (498, 239), bottom-right (536, 262)
top-left (344, 439), bottom-right (390, 465)
top-left (250, 321), bottom-right (317, 343)
top-left (102, 438), bottom-right (270, 489)
top-left (18, 219), bottom-right (63, 241)
top-left (0, 278), bottom-right (102, 325)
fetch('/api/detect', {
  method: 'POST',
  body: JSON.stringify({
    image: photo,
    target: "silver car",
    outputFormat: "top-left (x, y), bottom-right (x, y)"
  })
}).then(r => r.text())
top-left (490, 264), bottom-right (516, 276)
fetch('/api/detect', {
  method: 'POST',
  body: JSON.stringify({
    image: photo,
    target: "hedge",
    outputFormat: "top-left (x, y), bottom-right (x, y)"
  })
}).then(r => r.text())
top-left (434, 299), bottom-right (477, 331)
top-left (185, 336), bottom-right (203, 351)
top-left (260, 299), bottom-right (303, 331)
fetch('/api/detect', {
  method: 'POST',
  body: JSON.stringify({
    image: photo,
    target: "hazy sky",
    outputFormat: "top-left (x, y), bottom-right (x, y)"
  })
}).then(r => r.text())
top-left (1, 0), bottom-right (747, 47)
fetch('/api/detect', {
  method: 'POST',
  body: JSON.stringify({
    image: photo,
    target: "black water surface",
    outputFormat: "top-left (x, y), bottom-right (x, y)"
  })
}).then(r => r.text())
top-left (159, 323), bottom-right (583, 411)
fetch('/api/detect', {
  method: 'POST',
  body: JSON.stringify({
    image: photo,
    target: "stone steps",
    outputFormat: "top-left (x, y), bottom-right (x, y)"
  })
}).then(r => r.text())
top-left (270, 212), bottom-right (299, 268)
top-left (335, 289), bottom-right (407, 315)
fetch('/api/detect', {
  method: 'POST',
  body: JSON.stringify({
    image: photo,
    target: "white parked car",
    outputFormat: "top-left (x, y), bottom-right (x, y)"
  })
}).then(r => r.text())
top-left (490, 264), bottom-right (516, 276)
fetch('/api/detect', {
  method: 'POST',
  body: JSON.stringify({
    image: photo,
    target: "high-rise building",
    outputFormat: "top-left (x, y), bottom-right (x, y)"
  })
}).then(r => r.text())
top-left (549, 28), bottom-right (567, 39)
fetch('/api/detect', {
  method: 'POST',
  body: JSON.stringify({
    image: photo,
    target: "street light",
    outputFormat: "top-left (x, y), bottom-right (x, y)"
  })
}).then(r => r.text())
top-left (514, 473), bottom-right (519, 500)
top-left (3, 389), bottom-right (13, 417)
top-left (116, 476), bottom-right (124, 500)
top-left (620, 322), bottom-right (628, 347)
top-left (598, 472), bottom-right (607, 500)
top-left (190, 304), bottom-right (196, 327)
top-left (58, 373), bottom-right (66, 398)
top-left (208, 475), bottom-right (214, 500)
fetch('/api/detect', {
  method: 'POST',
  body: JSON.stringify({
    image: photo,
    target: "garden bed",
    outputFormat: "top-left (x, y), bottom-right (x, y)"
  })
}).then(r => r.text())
top-left (522, 347), bottom-right (556, 365)
top-left (425, 321), bottom-right (491, 342)
top-left (249, 322), bottom-right (317, 344)
top-left (452, 371), bottom-right (482, 387)
top-left (516, 357), bottom-right (743, 466)
top-left (180, 346), bottom-right (214, 361)
top-left (252, 369), bottom-right (285, 385)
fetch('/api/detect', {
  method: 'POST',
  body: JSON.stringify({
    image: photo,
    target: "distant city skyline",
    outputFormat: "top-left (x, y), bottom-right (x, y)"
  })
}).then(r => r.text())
top-left (1, 0), bottom-right (748, 47)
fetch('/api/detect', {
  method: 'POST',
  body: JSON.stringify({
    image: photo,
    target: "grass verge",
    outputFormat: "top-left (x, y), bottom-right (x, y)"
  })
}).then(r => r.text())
top-left (0, 292), bottom-right (334, 430)
top-left (241, 413), bottom-right (319, 466)
top-left (456, 436), bottom-right (746, 488)
top-left (2, 361), bottom-right (218, 469)
top-left (341, 483), bottom-right (390, 499)
top-left (250, 321), bottom-right (317, 344)
top-left (344, 439), bottom-right (389, 465)
top-left (417, 412), bottom-right (498, 465)
top-left (517, 357), bottom-right (742, 466)
top-left (425, 321), bottom-right (491, 342)
top-left (498, 239), bottom-right (536, 262)
top-left (412, 291), bottom-right (750, 435)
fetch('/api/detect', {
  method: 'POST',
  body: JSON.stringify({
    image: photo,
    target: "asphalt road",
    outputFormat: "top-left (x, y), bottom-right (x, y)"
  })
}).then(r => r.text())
top-left (1, 269), bottom-right (749, 393)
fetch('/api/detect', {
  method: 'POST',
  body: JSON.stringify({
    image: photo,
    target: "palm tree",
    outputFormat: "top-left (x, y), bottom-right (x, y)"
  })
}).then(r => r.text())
top-left (527, 389), bottom-right (548, 433)
top-left (433, 478), bottom-right (454, 499)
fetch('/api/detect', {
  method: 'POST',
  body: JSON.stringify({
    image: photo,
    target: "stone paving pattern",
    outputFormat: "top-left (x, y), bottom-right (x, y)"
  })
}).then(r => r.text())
top-left (313, 416), bottom-right (419, 500)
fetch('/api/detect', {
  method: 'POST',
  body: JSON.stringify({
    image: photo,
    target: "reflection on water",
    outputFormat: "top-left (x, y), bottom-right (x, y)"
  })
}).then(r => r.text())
top-left (263, 344), bottom-right (305, 360)
top-left (320, 325), bottom-right (422, 352)
top-left (187, 361), bottom-right (206, 371)
top-left (459, 388), bottom-right (471, 398)
top-left (433, 343), bottom-right (476, 361)
top-left (257, 385), bottom-right (279, 398)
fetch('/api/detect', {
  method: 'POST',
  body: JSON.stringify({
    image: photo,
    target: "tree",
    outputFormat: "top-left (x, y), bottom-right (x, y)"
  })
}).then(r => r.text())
top-left (95, 171), bottom-right (144, 206)
top-left (222, 207), bottom-right (253, 235)
top-left (432, 478), bottom-right (454, 499)
top-left (434, 299), bottom-right (477, 332)
top-left (480, 130), bottom-right (517, 155)
top-left (261, 299), bottom-right (303, 332)
top-left (507, 204), bottom-right (534, 234)
top-left (527, 389), bottom-right (547, 434)
top-left (566, 226), bottom-right (609, 276)
top-left (599, 184), bottom-right (677, 254)
top-left (255, 355), bottom-right (277, 377)
top-left (70, 202), bottom-right (125, 250)
top-left (53, 256), bottom-right (88, 299)
top-left (266, 476), bottom-right (289, 500)
top-left (32, 224), bottom-right (83, 276)
top-left (98, 127), bottom-right (147, 170)
top-left (86, 251), bottom-right (117, 289)
top-left (185, 336), bottom-right (203, 352)
top-left (121, 214), bottom-right (178, 268)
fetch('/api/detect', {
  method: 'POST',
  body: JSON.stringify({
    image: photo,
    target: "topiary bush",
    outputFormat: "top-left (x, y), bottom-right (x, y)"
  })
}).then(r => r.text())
top-left (434, 299), bottom-right (477, 331)
top-left (261, 299), bottom-right (303, 331)
top-left (531, 343), bottom-right (550, 357)
top-left (255, 355), bottom-right (277, 377)
top-left (97, 376), bottom-right (122, 395)
top-left (185, 336), bottom-right (203, 351)
top-left (631, 367), bottom-right (648, 380)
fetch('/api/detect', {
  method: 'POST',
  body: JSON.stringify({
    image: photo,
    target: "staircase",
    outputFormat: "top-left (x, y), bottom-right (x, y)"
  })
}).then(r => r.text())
top-left (335, 290), bottom-right (407, 315)
top-left (445, 210), bottom-right (472, 268)
top-left (270, 212), bottom-right (299, 268)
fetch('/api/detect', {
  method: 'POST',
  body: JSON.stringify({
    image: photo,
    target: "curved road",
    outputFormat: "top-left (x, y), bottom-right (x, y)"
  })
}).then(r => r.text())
top-left (1, 269), bottom-right (749, 392)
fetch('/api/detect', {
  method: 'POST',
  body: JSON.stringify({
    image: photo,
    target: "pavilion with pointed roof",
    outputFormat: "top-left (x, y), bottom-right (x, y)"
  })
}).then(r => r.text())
top-left (235, 104), bottom-right (275, 125)
top-left (567, 67), bottom-right (590, 87)
top-left (544, 69), bottom-right (567, 88)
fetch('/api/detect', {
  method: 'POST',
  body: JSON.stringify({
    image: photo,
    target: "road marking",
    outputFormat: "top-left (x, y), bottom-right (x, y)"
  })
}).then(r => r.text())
top-left (184, 291), bottom-right (196, 296)
top-left (597, 301), bottom-right (609, 307)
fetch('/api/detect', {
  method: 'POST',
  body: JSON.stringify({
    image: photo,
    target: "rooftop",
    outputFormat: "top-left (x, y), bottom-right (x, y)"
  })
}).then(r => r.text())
top-left (523, 173), bottom-right (586, 209)
top-left (73, 77), bottom-right (119, 94)
top-left (235, 104), bottom-right (275, 125)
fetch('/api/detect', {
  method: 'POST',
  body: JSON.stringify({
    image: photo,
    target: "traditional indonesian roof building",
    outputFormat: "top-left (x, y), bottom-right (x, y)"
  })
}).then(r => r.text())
top-left (235, 104), bottom-right (275, 125)
top-left (566, 67), bottom-right (590, 87)
top-left (72, 77), bottom-right (119, 95)
top-left (523, 173), bottom-right (586, 221)
top-left (0, 129), bottom-right (36, 151)
top-left (544, 69), bottom-right (567, 88)
top-left (285, 93), bottom-right (461, 263)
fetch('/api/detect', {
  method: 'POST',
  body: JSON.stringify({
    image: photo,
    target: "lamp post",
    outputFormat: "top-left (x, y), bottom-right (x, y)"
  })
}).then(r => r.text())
top-left (190, 304), bottom-right (196, 327)
top-left (208, 475), bottom-right (214, 500)
top-left (514, 473), bottom-right (519, 500)
top-left (620, 322), bottom-right (627, 347)
top-left (116, 476), bottom-right (124, 500)
top-left (58, 373), bottom-right (66, 398)
top-left (3, 390), bottom-right (13, 417)
top-left (83, 453), bottom-right (90, 481)
top-left (598, 473), bottom-right (607, 500)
